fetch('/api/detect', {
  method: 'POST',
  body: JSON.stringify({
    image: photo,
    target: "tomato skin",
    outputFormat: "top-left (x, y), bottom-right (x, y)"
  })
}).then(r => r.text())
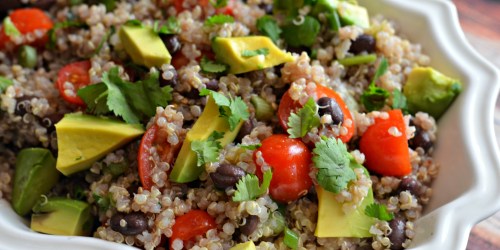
top-left (0, 8), bottom-right (53, 49)
top-left (138, 124), bottom-right (181, 190)
top-left (170, 210), bottom-right (216, 248)
top-left (277, 84), bottom-right (355, 143)
top-left (56, 60), bottom-right (91, 106)
top-left (359, 109), bottom-right (412, 176)
top-left (253, 134), bottom-right (313, 203)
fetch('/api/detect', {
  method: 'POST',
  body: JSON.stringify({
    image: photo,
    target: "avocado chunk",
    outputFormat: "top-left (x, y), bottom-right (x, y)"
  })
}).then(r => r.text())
top-left (212, 36), bottom-right (294, 75)
top-left (337, 2), bottom-right (370, 29)
top-left (119, 25), bottom-right (171, 68)
top-left (55, 113), bottom-right (144, 176)
top-left (230, 241), bottom-right (256, 250)
top-left (11, 148), bottom-right (59, 216)
top-left (170, 97), bottom-right (244, 183)
top-left (403, 67), bottom-right (462, 119)
top-left (315, 165), bottom-right (375, 238)
top-left (31, 197), bottom-right (93, 236)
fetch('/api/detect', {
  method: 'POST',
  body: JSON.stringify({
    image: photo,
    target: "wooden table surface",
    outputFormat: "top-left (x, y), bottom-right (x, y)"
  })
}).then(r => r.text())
top-left (452, 0), bottom-right (500, 249)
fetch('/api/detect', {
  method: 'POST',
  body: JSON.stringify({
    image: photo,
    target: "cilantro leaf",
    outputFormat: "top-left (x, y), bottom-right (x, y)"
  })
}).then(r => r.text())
top-left (312, 137), bottom-right (356, 193)
top-left (200, 57), bottom-right (228, 73)
top-left (282, 16), bottom-right (320, 47)
top-left (211, 0), bottom-right (228, 8)
top-left (241, 48), bottom-right (269, 58)
top-left (199, 89), bottom-right (249, 131)
top-left (3, 17), bottom-right (20, 37)
top-left (101, 68), bottom-right (141, 124)
top-left (256, 15), bottom-right (282, 44)
top-left (361, 57), bottom-right (390, 111)
top-left (287, 98), bottom-right (320, 138)
top-left (204, 14), bottom-right (234, 26)
top-left (0, 76), bottom-right (13, 93)
top-left (233, 170), bottom-right (272, 202)
top-left (47, 21), bottom-right (88, 49)
top-left (77, 82), bottom-right (110, 115)
top-left (365, 203), bottom-right (394, 221)
top-left (191, 131), bottom-right (225, 166)
top-left (392, 89), bottom-right (408, 113)
top-left (240, 144), bottom-right (261, 150)
top-left (92, 25), bottom-right (115, 56)
top-left (153, 17), bottom-right (180, 35)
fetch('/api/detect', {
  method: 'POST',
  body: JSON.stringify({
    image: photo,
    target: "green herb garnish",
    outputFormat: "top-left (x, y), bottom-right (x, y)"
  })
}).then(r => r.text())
top-left (256, 15), bottom-right (282, 44)
top-left (92, 25), bottom-right (115, 56)
top-left (200, 57), bottom-right (228, 73)
top-left (211, 0), bottom-right (228, 8)
top-left (240, 144), bottom-right (262, 150)
top-left (124, 19), bottom-right (143, 27)
top-left (153, 17), bottom-right (180, 35)
top-left (392, 89), bottom-right (408, 113)
top-left (77, 67), bottom-right (172, 124)
top-left (287, 98), bottom-right (320, 138)
top-left (204, 14), bottom-right (234, 27)
top-left (199, 89), bottom-right (250, 131)
top-left (360, 57), bottom-right (390, 111)
top-left (365, 203), bottom-right (394, 221)
top-left (233, 170), bottom-right (272, 202)
top-left (191, 131), bottom-right (224, 167)
top-left (47, 21), bottom-right (88, 49)
top-left (312, 137), bottom-right (356, 193)
top-left (241, 48), bottom-right (269, 58)
top-left (282, 16), bottom-right (320, 47)
top-left (0, 76), bottom-right (13, 93)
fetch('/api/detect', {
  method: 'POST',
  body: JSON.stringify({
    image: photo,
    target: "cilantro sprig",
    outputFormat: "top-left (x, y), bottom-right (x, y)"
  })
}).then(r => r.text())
top-left (392, 89), bottom-right (408, 113)
top-left (240, 144), bottom-right (261, 150)
top-left (153, 17), bottom-right (180, 35)
top-left (241, 48), bottom-right (269, 58)
top-left (256, 15), bottom-right (282, 44)
top-left (204, 14), bottom-right (234, 27)
top-left (200, 89), bottom-right (250, 131)
top-left (312, 137), bottom-right (356, 193)
top-left (233, 170), bottom-right (272, 202)
top-left (365, 203), bottom-right (394, 221)
top-left (287, 98), bottom-right (320, 138)
top-left (200, 57), bottom-right (228, 73)
top-left (191, 131), bottom-right (224, 166)
top-left (360, 57), bottom-right (390, 112)
top-left (77, 67), bottom-right (172, 124)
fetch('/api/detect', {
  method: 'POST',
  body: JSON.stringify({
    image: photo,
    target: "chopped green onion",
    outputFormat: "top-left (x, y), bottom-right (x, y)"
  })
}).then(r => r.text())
top-left (337, 54), bottom-right (377, 66)
top-left (284, 227), bottom-right (299, 250)
top-left (325, 11), bottom-right (341, 32)
top-left (18, 45), bottom-right (38, 69)
top-left (282, 16), bottom-right (321, 47)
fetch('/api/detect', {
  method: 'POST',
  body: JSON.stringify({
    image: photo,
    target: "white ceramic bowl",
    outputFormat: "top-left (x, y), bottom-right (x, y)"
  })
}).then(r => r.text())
top-left (1, 0), bottom-right (500, 249)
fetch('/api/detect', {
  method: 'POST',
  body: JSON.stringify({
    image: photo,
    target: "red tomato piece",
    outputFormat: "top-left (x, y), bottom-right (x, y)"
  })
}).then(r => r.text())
top-left (56, 60), bottom-right (91, 106)
top-left (253, 134), bottom-right (313, 203)
top-left (138, 124), bottom-right (181, 190)
top-left (0, 8), bottom-right (53, 49)
top-left (359, 109), bottom-right (412, 176)
top-left (170, 210), bottom-right (216, 248)
top-left (277, 83), bottom-right (355, 143)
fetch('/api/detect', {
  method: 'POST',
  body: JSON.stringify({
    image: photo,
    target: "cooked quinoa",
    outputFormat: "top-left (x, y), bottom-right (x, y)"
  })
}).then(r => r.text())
top-left (0, 1), bottom-right (451, 250)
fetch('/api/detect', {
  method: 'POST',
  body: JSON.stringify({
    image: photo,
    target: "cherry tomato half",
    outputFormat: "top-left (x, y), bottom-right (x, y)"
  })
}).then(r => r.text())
top-left (56, 60), bottom-right (91, 106)
top-left (0, 8), bottom-right (53, 49)
top-left (253, 134), bottom-right (312, 203)
top-left (170, 210), bottom-right (216, 248)
top-left (138, 124), bottom-right (181, 190)
top-left (359, 109), bottom-right (412, 176)
top-left (278, 83), bottom-right (355, 143)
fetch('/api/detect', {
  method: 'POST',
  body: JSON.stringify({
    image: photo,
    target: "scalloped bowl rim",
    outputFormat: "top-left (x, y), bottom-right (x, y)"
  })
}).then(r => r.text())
top-left (1, 0), bottom-right (500, 249)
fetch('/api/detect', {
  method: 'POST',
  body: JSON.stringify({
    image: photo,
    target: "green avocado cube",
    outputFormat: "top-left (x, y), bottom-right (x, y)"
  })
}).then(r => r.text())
top-left (119, 25), bottom-right (171, 68)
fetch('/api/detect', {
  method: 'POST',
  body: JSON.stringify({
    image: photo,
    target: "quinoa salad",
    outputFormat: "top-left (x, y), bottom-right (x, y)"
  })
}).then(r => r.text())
top-left (0, 0), bottom-right (462, 250)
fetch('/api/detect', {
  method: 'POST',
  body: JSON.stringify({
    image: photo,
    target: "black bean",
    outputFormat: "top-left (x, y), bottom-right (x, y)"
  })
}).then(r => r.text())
top-left (235, 118), bottom-right (256, 142)
top-left (159, 69), bottom-right (178, 87)
top-left (205, 79), bottom-right (219, 91)
top-left (160, 34), bottom-right (181, 56)
top-left (408, 126), bottom-right (433, 152)
top-left (210, 163), bottom-right (246, 190)
top-left (258, 3), bottom-right (273, 15)
top-left (317, 97), bottom-right (344, 125)
top-left (388, 216), bottom-right (407, 250)
top-left (273, 64), bottom-right (284, 78)
top-left (349, 34), bottom-right (376, 54)
top-left (110, 212), bottom-right (148, 236)
top-left (397, 177), bottom-right (422, 197)
top-left (240, 215), bottom-right (259, 235)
